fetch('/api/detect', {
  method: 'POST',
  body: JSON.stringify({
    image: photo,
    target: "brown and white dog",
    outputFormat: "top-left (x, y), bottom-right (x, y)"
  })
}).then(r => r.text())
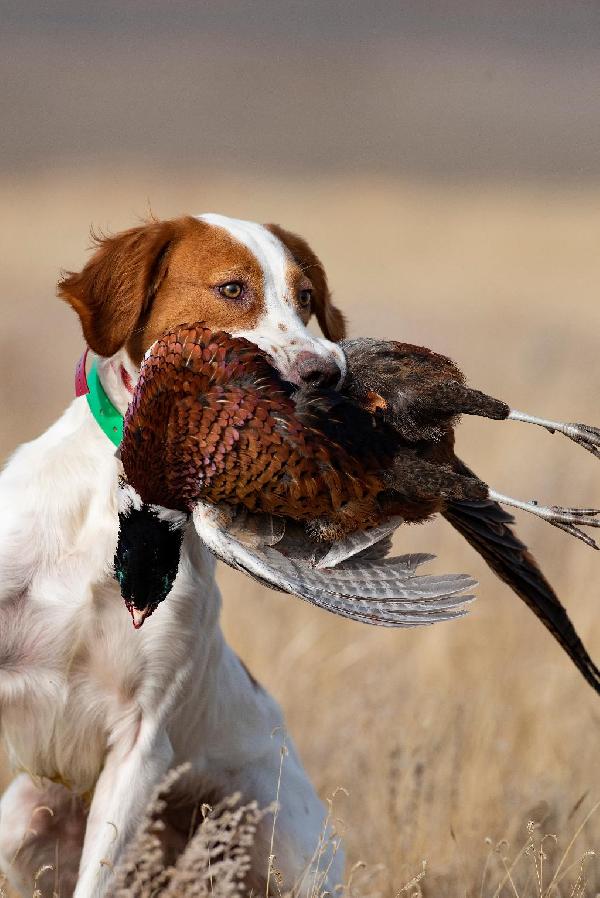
top-left (0, 215), bottom-right (347, 897)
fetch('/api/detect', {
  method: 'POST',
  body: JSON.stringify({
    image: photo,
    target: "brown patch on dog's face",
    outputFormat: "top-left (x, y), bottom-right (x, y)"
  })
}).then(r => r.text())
top-left (58, 219), bottom-right (178, 358)
top-left (281, 261), bottom-right (314, 328)
top-left (265, 223), bottom-right (346, 341)
top-left (127, 218), bottom-right (265, 365)
top-left (59, 216), bottom-right (267, 364)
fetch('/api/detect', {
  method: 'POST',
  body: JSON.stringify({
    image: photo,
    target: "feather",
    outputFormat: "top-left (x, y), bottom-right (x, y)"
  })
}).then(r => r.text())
top-left (227, 508), bottom-right (285, 548)
top-left (444, 485), bottom-right (600, 695)
top-left (315, 517), bottom-right (404, 569)
top-left (193, 503), bottom-right (476, 628)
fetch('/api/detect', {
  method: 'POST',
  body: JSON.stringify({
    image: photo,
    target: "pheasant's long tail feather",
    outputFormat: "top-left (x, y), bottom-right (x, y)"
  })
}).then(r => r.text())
top-left (193, 504), bottom-right (476, 628)
top-left (444, 462), bottom-right (600, 694)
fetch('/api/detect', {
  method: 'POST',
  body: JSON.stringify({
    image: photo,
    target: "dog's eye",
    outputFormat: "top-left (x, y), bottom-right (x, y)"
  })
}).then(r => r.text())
top-left (219, 282), bottom-right (244, 300)
top-left (298, 289), bottom-right (312, 310)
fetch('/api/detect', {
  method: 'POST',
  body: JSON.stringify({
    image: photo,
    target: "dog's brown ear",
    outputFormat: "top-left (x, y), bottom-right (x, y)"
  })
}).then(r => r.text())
top-left (58, 220), bottom-right (176, 357)
top-left (266, 224), bottom-right (346, 341)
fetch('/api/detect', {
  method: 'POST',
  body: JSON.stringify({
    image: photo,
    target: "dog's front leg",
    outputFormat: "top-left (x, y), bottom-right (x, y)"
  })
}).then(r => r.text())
top-left (73, 720), bottom-right (173, 898)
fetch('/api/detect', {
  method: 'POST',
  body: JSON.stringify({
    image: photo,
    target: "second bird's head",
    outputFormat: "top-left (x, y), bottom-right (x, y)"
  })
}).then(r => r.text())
top-left (114, 483), bottom-right (188, 628)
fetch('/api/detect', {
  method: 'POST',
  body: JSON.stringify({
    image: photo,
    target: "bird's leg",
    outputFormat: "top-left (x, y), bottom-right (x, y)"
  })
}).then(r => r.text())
top-left (508, 410), bottom-right (600, 459)
top-left (488, 489), bottom-right (600, 550)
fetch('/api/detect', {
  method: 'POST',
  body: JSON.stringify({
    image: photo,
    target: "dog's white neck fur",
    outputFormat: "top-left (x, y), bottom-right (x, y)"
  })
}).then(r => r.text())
top-left (92, 348), bottom-right (138, 416)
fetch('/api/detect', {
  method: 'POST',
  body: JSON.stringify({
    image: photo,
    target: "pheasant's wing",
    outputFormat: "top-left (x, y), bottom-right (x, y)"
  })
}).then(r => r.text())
top-left (226, 508), bottom-right (286, 549)
top-left (225, 510), bottom-right (400, 567)
top-left (193, 503), bottom-right (476, 628)
top-left (314, 517), bottom-right (403, 569)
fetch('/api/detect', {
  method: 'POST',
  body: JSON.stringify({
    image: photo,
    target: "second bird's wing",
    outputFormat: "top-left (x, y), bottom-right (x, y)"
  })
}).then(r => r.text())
top-left (192, 503), bottom-right (477, 627)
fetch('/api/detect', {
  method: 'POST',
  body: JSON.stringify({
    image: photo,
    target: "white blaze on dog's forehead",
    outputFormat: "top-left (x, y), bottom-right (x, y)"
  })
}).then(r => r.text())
top-left (197, 213), bottom-right (305, 333)
top-left (196, 213), bottom-right (342, 373)
top-left (198, 213), bottom-right (288, 304)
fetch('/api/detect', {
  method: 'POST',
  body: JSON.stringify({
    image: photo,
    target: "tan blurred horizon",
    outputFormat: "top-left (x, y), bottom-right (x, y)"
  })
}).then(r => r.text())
top-left (2, 0), bottom-right (600, 182)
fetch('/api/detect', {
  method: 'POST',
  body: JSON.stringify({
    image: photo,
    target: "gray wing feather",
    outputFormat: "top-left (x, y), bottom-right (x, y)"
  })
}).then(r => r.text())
top-left (349, 534), bottom-right (395, 562)
top-left (227, 509), bottom-right (285, 548)
top-left (315, 517), bottom-right (404, 569)
top-left (193, 504), bottom-right (476, 628)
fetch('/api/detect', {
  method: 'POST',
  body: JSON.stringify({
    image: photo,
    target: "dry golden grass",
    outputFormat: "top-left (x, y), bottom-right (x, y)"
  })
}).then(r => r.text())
top-left (1, 169), bottom-right (600, 895)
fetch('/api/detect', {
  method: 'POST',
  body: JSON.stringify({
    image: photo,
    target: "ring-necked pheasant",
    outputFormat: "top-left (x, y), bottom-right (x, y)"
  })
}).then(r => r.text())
top-left (115, 323), bottom-right (600, 693)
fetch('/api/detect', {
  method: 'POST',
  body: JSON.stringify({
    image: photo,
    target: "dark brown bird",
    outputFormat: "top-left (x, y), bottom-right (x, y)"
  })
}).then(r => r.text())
top-left (341, 336), bottom-right (600, 543)
top-left (340, 336), bottom-right (600, 694)
top-left (115, 323), bottom-right (600, 694)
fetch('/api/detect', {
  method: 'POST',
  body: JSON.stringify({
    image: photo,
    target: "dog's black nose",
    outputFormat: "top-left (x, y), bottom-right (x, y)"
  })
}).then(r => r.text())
top-left (293, 352), bottom-right (341, 389)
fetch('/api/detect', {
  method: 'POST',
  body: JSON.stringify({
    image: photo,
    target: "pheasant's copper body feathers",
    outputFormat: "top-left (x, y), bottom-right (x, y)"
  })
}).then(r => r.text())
top-left (121, 325), bottom-right (395, 535)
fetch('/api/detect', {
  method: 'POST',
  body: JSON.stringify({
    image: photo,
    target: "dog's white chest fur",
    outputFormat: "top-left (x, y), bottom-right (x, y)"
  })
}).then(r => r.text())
top-left (1, 582), bottom-right (140, 792)
top-left (0, 398), bottom-right (216, 793)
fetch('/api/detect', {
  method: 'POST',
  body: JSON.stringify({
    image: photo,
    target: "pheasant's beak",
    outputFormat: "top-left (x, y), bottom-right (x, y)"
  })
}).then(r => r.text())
top-left (127, 603), bottom-right (157, 629)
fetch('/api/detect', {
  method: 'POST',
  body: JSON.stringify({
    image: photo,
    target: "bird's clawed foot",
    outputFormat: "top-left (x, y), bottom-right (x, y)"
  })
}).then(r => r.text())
top-left (489, 490), bottom-right (600, 550)
top-left (533, 503), bottom-right (600, 549)
top-left (557, 422), bottom-right (600, 459)
top-left (509, 410), bottom-right (600, 460)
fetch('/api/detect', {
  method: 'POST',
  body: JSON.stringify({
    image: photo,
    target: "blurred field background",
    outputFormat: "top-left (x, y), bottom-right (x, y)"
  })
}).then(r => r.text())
top-left (2, 2), bottom-right (600, 895)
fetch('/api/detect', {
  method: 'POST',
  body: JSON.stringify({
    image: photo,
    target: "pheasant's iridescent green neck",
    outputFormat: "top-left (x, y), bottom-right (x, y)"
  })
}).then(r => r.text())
top-left (86, 361), bottom-right (124, 446)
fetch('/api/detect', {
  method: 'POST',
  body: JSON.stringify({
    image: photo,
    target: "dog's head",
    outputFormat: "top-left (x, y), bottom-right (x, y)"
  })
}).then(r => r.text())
top-left (59, 214), bottom-right (346, 388)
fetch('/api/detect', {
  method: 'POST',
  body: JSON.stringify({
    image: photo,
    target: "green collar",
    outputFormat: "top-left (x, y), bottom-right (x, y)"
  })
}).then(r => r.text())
top-left (86, 361), bottom-right (124, 447)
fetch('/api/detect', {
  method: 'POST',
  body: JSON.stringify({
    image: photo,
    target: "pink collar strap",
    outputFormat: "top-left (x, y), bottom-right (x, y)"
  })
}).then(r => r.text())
top-left (75, 348), bottom-right (90, 396)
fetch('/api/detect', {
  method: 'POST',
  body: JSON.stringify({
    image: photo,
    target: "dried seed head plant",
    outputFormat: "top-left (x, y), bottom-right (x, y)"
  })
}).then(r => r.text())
top-left (106, 764), bottom-right (600, 898)
top-left (105, 760), bottom-right (351, 898)
top-left (107, 765), bottom-right (274, 898)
